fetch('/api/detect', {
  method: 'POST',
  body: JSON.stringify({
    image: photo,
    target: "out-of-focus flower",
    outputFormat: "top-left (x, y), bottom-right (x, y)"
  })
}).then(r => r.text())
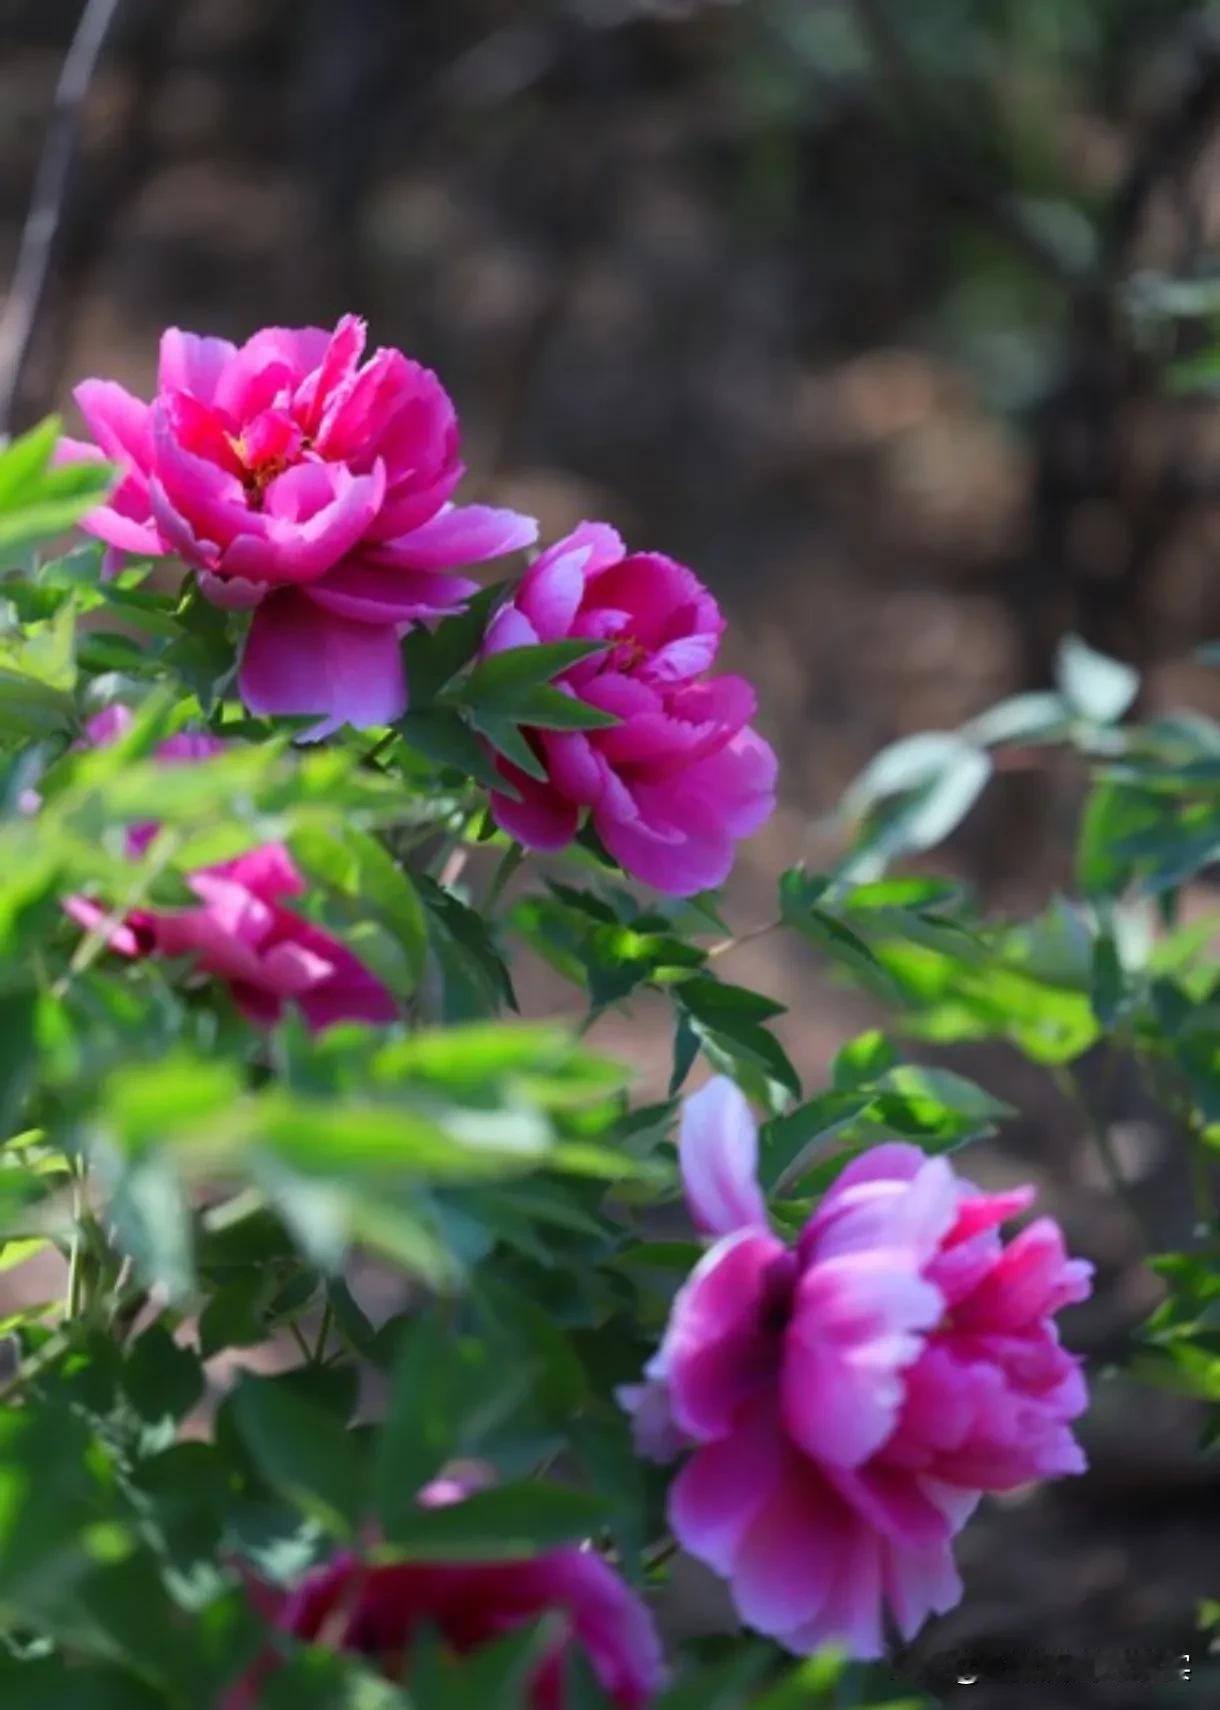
top-left (223, 1484), bottom-right (664, 1709)
top-left (619, 1078), bottom-right (1093, 1657)
top-left (65, 708), bottom-right (395, 1031)
top-left (483, 524), bottom-right (776, 895)
top-left (62, 318), bottom-right (536, 733)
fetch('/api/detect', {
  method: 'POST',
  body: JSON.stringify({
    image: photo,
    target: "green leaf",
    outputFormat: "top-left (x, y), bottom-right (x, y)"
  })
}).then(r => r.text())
top-left (780, 872), bottom-right (906, 1001)
top-left (872, 1064), bottom-right (1014, 1144)
top-left (0, 1656), bottom-right (163, 1710)
top-left (832, 1029), bottom-right (899, 1089)
top-left (102, 1055), bottom-right (244, 1156)
top-left (1056, 633), bottom-right (1139, 724)
top-left (402, 584), bottom-right (507, 708)
top-left (0, 986), bottom-right (36, 1133)
top-left (455, 641), bottom-right (608, 711)
top-left (1091, 930), bottom-right (1124, 1027)
top-left (419, 875), bottom-right (518, 1015)
top-left (760, 1090), bottom-right (874, 1191)
top-left (752, 1651), bottom-right (847, 1708)
top-left (385, 1480), bottom-right (607, 1560)
top-left (123, 1322), bottom-right (204, 1440)
top-left (374, 1311), bottom-right (459, 1539)
top-left (963, 690), bottom-right (1072, 747)
top-left (469, 710), bottom-right (549, 780)
top-left (676, 977), bottom-right (786, 1027)
top-left (493, 684), bottom-right (619, 731)
top-left (230, 1374), bottom-right (363, 1536)
top-left (291, 824), bottom-right (426, 991)
top-left (397, 708), bottom-right (509, 793)
top-left (0, 417), bottom-right (114, 550)
top-left (103, 1152), bottom-right (195, 1303)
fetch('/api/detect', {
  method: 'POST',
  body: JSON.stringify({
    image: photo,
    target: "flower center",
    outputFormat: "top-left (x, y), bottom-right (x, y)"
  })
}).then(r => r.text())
top-left (612, 636), bottom-right (647, 673)
top-left (226, 415), bottom-right (308, 509)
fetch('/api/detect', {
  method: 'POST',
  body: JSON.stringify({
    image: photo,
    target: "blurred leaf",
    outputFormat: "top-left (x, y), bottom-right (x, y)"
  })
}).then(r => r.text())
top-left (1056, 634), bottom-right (1139, 724)
top-left (0, 418), bottom-right (114, 551)
top-left (230, 1374), bottom-right (362, 1536)
top-left (385, 1480), bottom-right (607, 1560)
top-left (292, 824), bottom-right (427, 991)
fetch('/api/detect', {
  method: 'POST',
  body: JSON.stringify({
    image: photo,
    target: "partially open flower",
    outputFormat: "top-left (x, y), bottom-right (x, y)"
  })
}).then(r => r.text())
top-left (65, 708), bottom-right (395, 1031)
top-left (223, 1479), bottom-right (664, 1709)
top-left (484, 524), bottom-right (777, 895)
top-left (619, 1078), bottom-right (1093, 1657)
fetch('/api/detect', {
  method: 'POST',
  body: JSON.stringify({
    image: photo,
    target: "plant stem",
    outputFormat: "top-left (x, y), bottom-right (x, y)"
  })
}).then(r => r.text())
top-left (484, 842), bottom-right (524, 914)
top-left (361, 730), bottom-right (398, 768)
top-left (53, 829), bottom-right (182, 996)
top-left (288, 1321), bottom-right (313, 1365)
top-left (313, 1300), bottom-right (335, 1364)
top-left (65, 1159), bottom-right (86, 1319)
top-left (1055, 1059), bottom-right (1153, 1247)
top-left (0, 1329), bottom-right (69, 1403)
top-left (708, 918), bottom-right (782, 959)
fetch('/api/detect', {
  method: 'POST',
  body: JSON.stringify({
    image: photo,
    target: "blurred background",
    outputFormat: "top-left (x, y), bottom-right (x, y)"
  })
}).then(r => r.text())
top-left (4, 0), bottom-right (1220, 1702)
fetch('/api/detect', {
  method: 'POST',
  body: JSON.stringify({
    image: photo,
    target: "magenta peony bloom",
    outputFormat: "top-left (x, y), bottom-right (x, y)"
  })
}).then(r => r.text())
top-left (222, 1548), bottom-right (664, 1709)
top-left (65, 709), bottom-right (395, 1031)
top-left (62, 317), bottom-right (536, 733)
top-left (482, 524), bottom-right (777, 895)
top-left (619, 1078), bottom-right (1093, 1658)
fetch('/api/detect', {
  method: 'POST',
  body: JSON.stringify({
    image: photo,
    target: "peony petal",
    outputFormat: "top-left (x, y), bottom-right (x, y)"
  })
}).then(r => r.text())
top-left (489, 760), bottom-right (581, 851)
top-left (952, 1219), bottom-right (1094, 1333)
top-left (158, 328), bottom-right (238, 403)
top-left (616, 1370), bottom-right (688, 1463)
top-left (781, 1250), bottom-right (943, 1468)
top-left (74, 379), bottom-right (154, 472)
top-left (679, 1076), bottom-right (769, 1237)
top-left (304, 557), bottom-right (478, 626)
top-left (482, 602), bottom-right (542, 656)
top-left (668, 1404), bottom-right (785, 1576)
top-left (662, 1228), bottom-right (791, 1441)
top-left (239, 590), bottom-right (407, 731)
top-left (63, 895), bottom-right (143, 957)
top-left (377, 502), bottom-right (537, 571)
top-left (213, 843), bottom-right (307, 904)
top-left (783, 1514), bottom-right (885, 1660)
top-left (808, 1156), bottom-right (961, 1268)
top-left (731, 1464), bottom-right (846, 1638)
top-left (197, 571), bottom-right (267, 611)
top-left (882, 1534), bottom-right (964, 1644)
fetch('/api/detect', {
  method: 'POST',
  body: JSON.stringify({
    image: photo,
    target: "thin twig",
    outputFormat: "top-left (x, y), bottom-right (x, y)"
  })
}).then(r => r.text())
top-left (0, 0), bottom-right (127, 435)
top-left (484, 841), bottom-right (523, 914)
top-left (708, 918), bottom-right (782, 960)
top-left (287, 1321), bottom-right (313, 1366)
top-left (313, 1299), bottom-right (335, 1365)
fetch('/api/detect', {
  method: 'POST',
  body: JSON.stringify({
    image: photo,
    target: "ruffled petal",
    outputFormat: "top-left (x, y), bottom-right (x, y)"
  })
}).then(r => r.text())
top-left (377, 502), bottom-right (537, 571)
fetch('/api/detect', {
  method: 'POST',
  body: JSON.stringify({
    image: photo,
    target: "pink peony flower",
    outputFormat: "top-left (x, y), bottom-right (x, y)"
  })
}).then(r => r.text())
top-left (61, 317), bottom-right (536, 733)
top-left (65, 708), bottom-right (395, 1032)
top-left (483, 524), bottom-right (777, 895)
top-left (222, 1547), bottom-right (664, 1709)
top-left (619, 1078), bottom-right (1093, 1658)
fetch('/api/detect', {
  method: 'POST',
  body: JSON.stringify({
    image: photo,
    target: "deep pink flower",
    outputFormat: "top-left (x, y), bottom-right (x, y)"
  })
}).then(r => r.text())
top-left (65, 709), bottom-right (395, 1032)
top-left (619, 1078), bottom-right (1092, 1658)
top-left (222, 1547), bottom-right (664, 1709)
top-left (61, 317), bottom-right (536, 733)
top-left (483, 523), bottom-right (777, 896)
